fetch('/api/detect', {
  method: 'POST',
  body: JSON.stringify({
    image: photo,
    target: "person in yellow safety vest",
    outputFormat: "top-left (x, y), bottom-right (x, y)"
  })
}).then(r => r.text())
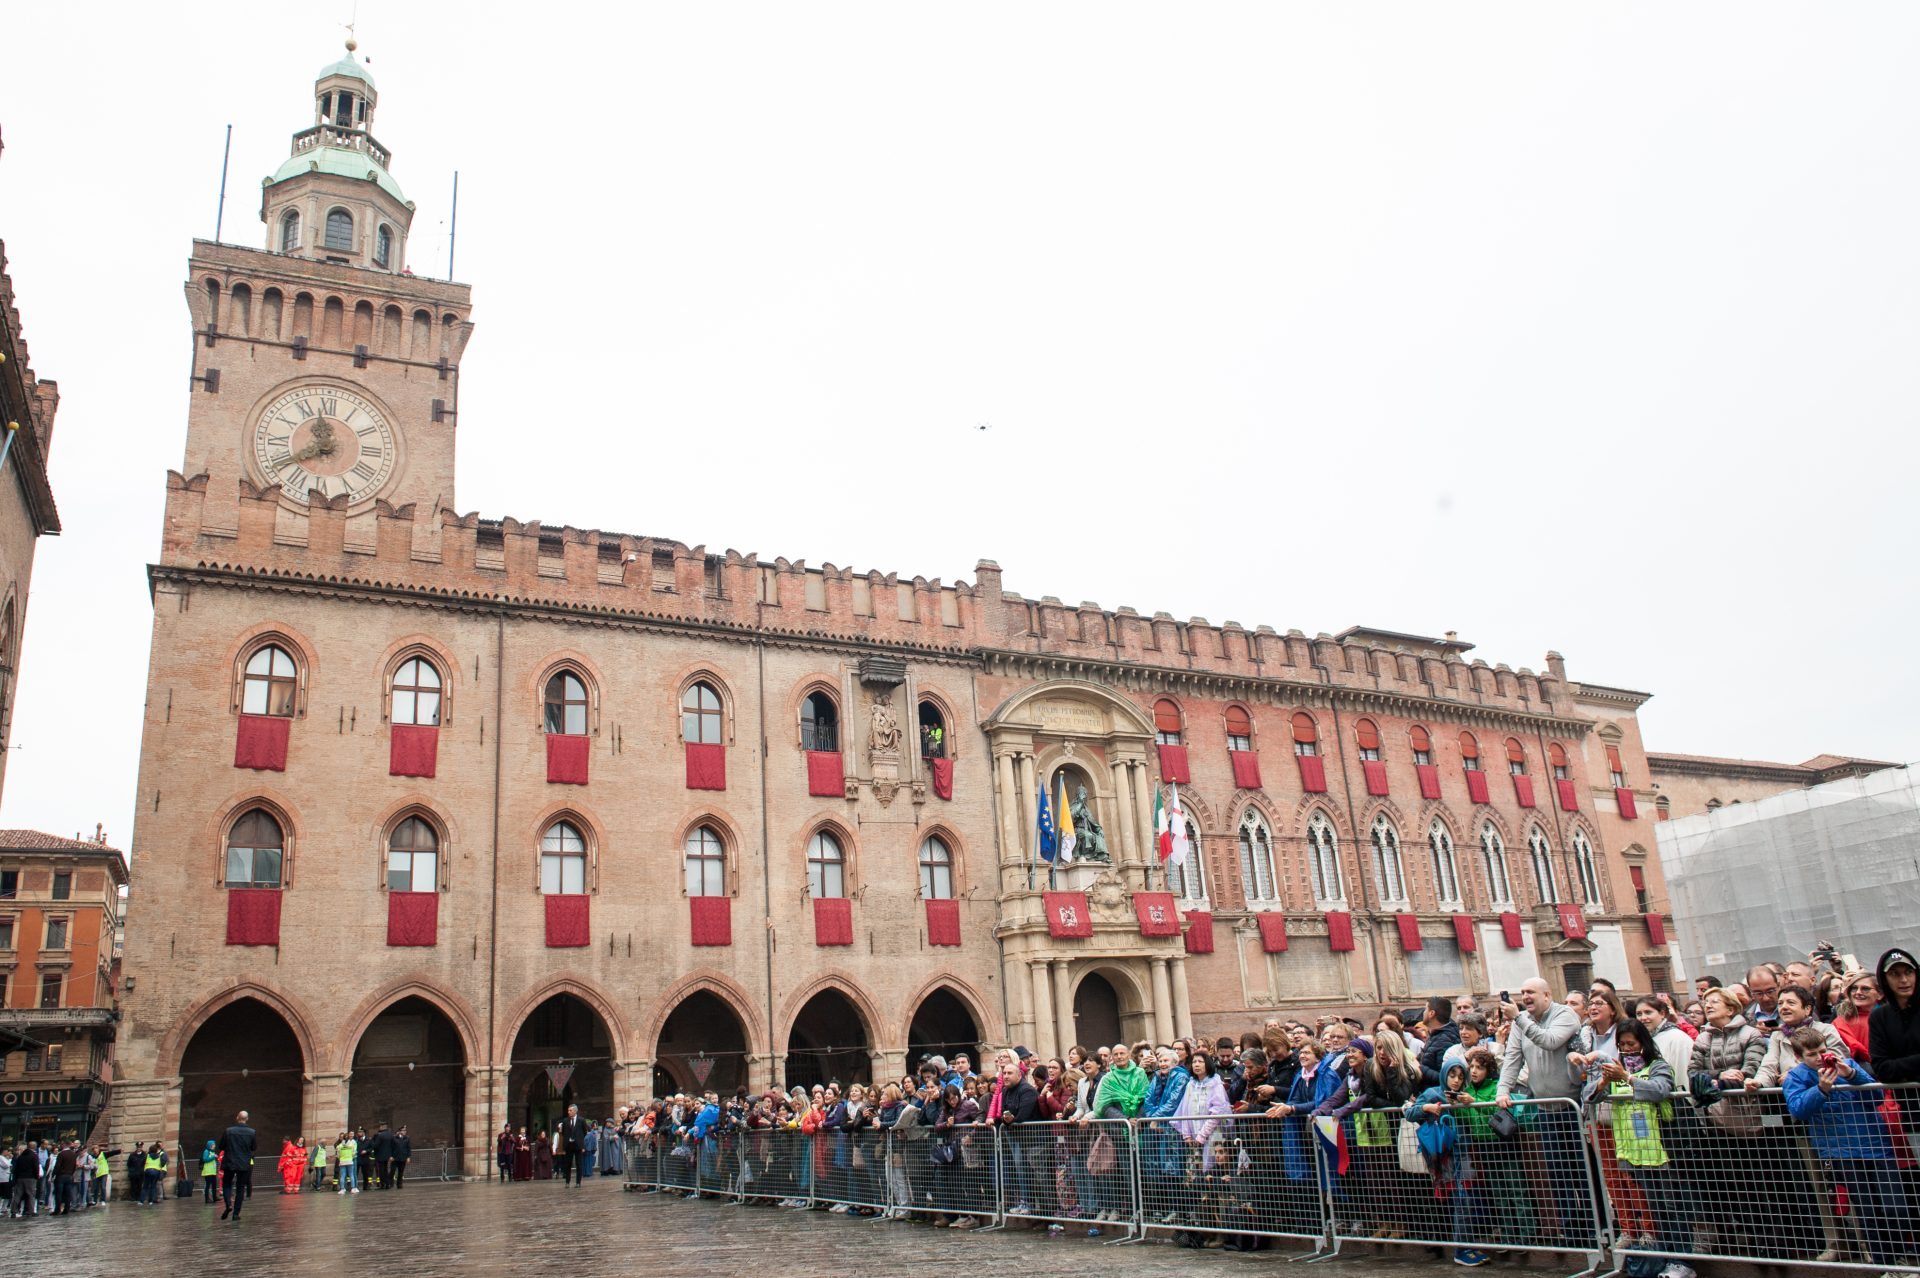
top-left (90, 1143), bottom-right (113, 1207)
top-left (310, 1138), bottom-right (327, 1191)
top-left (1582, 1020), bottom-right (1691, 1278)
top-left (200, 1139), bottom-right (219, 1204)
top-left (335, 1131), bottom-right (359, 1194)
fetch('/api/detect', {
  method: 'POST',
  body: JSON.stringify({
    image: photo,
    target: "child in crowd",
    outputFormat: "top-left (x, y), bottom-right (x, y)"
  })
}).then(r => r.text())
top-left (1783, 1024), bottom-right (1912, 1268)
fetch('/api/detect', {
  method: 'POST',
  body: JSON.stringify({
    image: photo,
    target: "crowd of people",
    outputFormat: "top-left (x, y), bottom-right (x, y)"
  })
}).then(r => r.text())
top-left (491, 1106), bottom-right (627, 1185)
top-left (617, 944), bottom-right (1920, 1278)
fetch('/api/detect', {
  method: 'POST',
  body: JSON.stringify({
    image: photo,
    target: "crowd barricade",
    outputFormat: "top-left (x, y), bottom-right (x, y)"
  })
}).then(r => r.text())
top-left (1603, 1081), bottom-right (1920, 1275)
top-left (1008, 1118), bottom-right (1133, 1236)
top-left (1132, 1111), bottom-right (1328, 1249)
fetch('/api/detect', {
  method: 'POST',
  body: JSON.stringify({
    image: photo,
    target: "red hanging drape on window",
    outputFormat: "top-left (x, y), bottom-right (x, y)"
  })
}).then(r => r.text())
top-left (1452, 914), bottom-right (1478, 953)
top-left (1395, 913), bottom-right (1423, 951)
top-left (1157, 744), bottom-right (1191, 784)
top-left (1512, 775), bottom-right (1535, 808)
top-left (813, 897), bottom-right (853, 946)
top-left (1230, 751), bottom-right (1262, 790)
top-left (546, 733), bottom-right (589, 785)
top-left (235, 714), bottom-right (290, 771)
top-left (1555, 903), bottom-right (1587, 939)
top-left (390, 724), bottom-right (438, 778)
top-left (1255, 912), bottom-right (1289, 953)
top-left (1183, 911), bottom-right (1215, 954)
top-left (685, 742), bottom-right (726, 791)
top-left (806, 750), bottom-right (844, 798)
top-left (1325, 911), bottom-right (1355, 952)
top-left (1629, 865), bottom-right (1646, 891)
top-left (1416, 764), bottom-right (1442, 800)
top-left (1500, 911), bottom-right (1525, 949)
top-left (1465, 771), bottom-right (1491, 805)
top-left (1645, 913), bottom-right (1667, 946)
top-left (1296, 755), bottom-right (1328, 794)
top-left (226, 888), bottom-right (282, 945)
top-left (930, 757), bottom-right (954, 801)
top-left (690, 896), bottom-right (732, 946)
top-left (1133, 892), bottom-right (1180, 937)
top-left (387, 892), bottom-right (438, 946)
top-left (1043, 891), bottom-right (1093, 938)
top-left (1362, 760), bottom-right (1389, 797)
top-left (544, 894), bottom-right (590, 947)
top-left (1615, 787), bottom-right (1638, 820)
top-left (925, 899), bottom-right (962, 946)
top-left (1556, 778), bottom-right (1579, 812)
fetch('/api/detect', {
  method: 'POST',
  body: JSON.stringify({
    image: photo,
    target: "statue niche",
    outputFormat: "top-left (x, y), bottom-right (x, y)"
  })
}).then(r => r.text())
top-left (1067, 782), bottom-right (1111, 863)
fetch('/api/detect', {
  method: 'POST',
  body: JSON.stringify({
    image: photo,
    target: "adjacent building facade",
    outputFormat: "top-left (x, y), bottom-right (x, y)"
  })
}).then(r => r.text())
top-left (112, 50), bottom-right (1684, 1154)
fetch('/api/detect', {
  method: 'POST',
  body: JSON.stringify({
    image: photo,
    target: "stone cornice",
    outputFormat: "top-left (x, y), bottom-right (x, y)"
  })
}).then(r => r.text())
top-left (1644, 753), bottom-right (1813, 784)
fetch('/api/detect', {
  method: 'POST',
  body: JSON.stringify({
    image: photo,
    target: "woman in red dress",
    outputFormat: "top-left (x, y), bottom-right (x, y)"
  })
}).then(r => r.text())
top-left (532, 1130), bottom-right (554, 1180)
top-left (512, 1130), bottom-right (534, 1181)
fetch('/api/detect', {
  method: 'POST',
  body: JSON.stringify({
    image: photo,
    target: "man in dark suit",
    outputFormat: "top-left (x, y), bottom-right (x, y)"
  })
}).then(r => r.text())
top-left (371, 1124), bottom-right (395, 1189)
top-left (556, 1104), bottom-right (589, 1187)
top-left (217, 1110), bottom-right (256, 1221)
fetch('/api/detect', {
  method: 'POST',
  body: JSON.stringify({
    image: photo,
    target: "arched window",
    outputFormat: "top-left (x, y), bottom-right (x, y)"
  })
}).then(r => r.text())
top-left (1225, 706), bottom-right (1253, 753)
top-left (1237, 811), bottom-right (1277, 906)
top-left (1428, 819), bottom-right (1461, 909)
top-left (280, 210), bottom-right (301, 252)
top-left (1168, 819), bottom-right (1206, 904)
top-left (391, 657), bottom-right (442, 726)
top-left (1355, 718), bottom-right (1382, 762)
top-left (242, 645), bottom-right (298, 717)
top-left (1573, 828), bottom-right (1603, 907)
top-left (1409, 725), bottom-right (1434, 765)
top-left (543, 671), bottom-right (587, 736)
top-left (1548, 743), bottom-right (1571, 780)
top-left (1370, 815), bottom-right (1406, 905)
top-left (801, 691), bottom-right (838, 753)
top-left (1307, 812), bottom-right (1343, 904)
top-left (682, 681), bottom-right (723, 744)
top-left (226, 809), bottom-right (284, 888)
top-left (684, 825), bottom-right (725, 897)
top-left (374, 224), bottom-right (393, 268)
top-left (1505, 738), bottom-right (1528, 776)
top-left (1480, 822), bottom-right (1512, 907)
top-left (1291, 712), bottom-right (1320, 757)
top-left (806, 830), bottom-right (845, 898)
top-left (1527, 826), bottom-right (1559, 904)
top-left (1606, 745), bottom-right (1627, 788)
top-left (386, 816), bottom-right (438, 892)
top-left (918, 835), bottom-right (954, 900)
top-left (540, 821), bottom-right (586, 895)
top-left (918, 700), bottom-right (947, 759)
top-left (1153, 699), bottom-right (1183, 746)
top-left (1459, 731), bottom-right (1482, 772)
top-left (324, 208), bottom-right (354, 251)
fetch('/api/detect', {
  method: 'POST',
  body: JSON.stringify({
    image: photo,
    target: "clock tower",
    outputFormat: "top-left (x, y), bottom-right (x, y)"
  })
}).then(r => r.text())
top-left (180, 41), bottom-right (472, 550)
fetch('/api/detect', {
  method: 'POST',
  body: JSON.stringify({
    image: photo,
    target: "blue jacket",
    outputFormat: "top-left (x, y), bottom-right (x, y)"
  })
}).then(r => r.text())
top-left (1310, 1058), bottom-right (1349, 1114)
top-left (1144, 1066), bottom-right (1191, 1120)
top-left (1784, 1059), bottom-right (1893, 1160)
top-left (689, 1103), bottom-right (721, 1142)
top-left (1279, 1066), bottom-right (1320, 1180)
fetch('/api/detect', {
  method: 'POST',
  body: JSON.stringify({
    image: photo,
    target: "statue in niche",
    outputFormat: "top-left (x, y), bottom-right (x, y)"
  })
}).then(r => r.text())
top-left (868, 696), bottom-right (902, 754)
top-left (1069, 782), bottom-right (1110, 862)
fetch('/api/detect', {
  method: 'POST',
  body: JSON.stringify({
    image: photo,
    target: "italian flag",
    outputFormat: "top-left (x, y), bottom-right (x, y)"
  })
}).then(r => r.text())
top-left (1155, 786), bottom-right (1171, 862)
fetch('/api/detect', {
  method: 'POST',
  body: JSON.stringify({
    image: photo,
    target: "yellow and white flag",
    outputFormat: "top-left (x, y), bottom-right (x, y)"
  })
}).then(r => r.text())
top-left (1057, 776), bottom-right (1077, 863)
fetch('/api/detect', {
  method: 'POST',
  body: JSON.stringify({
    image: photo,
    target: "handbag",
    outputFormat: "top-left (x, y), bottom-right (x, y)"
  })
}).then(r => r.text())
top-left (1396, 1112), bottom-right (1426, 1175)
top-left (1087, 1131), bottom-right (1117, 1176)
top-left (1704, 1093), bottom-right (1762, 1138)
top-left (927, 1138), bottom-right (956, 1167)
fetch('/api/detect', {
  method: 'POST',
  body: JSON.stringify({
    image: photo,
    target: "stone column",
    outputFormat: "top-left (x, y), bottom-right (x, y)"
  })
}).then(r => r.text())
top-left (1149, 957), bottom-right (1175, 1046)
top-left (1109, 760), bottom-right (1137, 863)
top-left (996, 751), bottom-right (1021, 866)
top-left (1029, 960), bottom-right (1056, 1060)
top-left (612, 1058), bottom-right (653, 1105)
top-left (1131, 762), bottom-right (1155, 885)
top-left (107, 1076), bottom-right (177, 1148)
top-left (872, 1047), bottom-right (906, 1084)
top-left (1016, 753), bottom-right (1039, 868)
top-left (308, 1071), bottom-right (348, 1138)
top-left (1170, 956), bottom-right (1193, 1042)
top-left (471, 1064), bottom-right (511, 1148)
top-left (1051, 960), bottom-right (1075, 1057)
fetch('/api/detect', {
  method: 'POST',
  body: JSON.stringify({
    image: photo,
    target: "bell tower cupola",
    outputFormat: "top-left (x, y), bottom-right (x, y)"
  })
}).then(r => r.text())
top-left (260, 39), bottom-right (416, 273)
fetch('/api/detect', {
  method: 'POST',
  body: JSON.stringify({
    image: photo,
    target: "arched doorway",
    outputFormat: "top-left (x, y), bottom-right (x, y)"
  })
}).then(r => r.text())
top-left (785, 989), bottom-right (870, 1089)
top-left (348, 997), bottom-right (467, 1147)
top-left (653, 991), bottom-right (749, 1098)
top-left (1073, 973), bottom-right (1123, 1049)
top-left (508, 993), bottom-right (614, 1137)
top-left (178, 998), bottom-right (304, 1153)
top-left (906, 988), bottom-right (980, 1072)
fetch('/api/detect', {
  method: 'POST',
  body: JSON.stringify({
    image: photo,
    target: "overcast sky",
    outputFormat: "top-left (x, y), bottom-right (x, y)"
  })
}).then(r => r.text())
top-left (1, 4), bottom-right (1914, 849)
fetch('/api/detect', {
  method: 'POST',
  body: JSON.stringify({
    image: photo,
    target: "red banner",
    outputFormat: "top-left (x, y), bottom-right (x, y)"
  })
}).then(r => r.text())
top-left (1556, 778), bottom-right (1579, 812)
top-left (1556, 903), bottom-right (1588, 939)
top-left (1615, 787), bottom-right (1639, 820)
top-left (1416, 763), bottom-right (1442, 800)
top-left (546, 733), bottom-right (589, 785)
top-left (234, 714), bottom-right (290, 771)
top-left (1363, 760), bottom-right (1389, 797)
top-left (390, 724), bottom-right (438, 778)
top-left (1156, 744), bottom-right (1191, 784)
top-left (685, 742), bottom-right (726, 791)
top-left (1133, 892), bottom-right (1180, 937)
top-left (1645, 912), bottom-right (1667, 946)
top-left (1499, 911), bottom-right (1525, 949)
top-left (1043, 891), bottom-right (1092, 938)
top-left (1230, 751), bottom-right (1262, 790)
top-left (1465, 770), bottom-right (1491, 805)
top-left (1512, 775), bottom-right (1535, 808)
top-left (925, 898), bottom-right (961, 946)
top-left (386, 891), bottom-right (437, 946)
top-left (1326, 910), bottom-right (1355, 952)
top-left (1296, 754), bottom-right (1328, 794)
top-left (546, 1064), bottom-right (575, 1093)
top-left (1395, 912), bottom-right (1423, 951)
top-left (930, 757), bottom-right (954, 800)
top-left (690, 895), bottom-right (731, 946)
top-left (226, 888), bottom-right (282, 945)
top-left (1256, 912), bottom-right (1289, 953)
top-left (1182, 911), bottom-right (1215, 954)
top-left (813, 896), bottom-right (853, 946)
top-left (1452, 913), bottom-right (1478, 953)
top-left (806, 750), bottom-right (844, 798)
top-left (544, 893), bottom-right (590, 947)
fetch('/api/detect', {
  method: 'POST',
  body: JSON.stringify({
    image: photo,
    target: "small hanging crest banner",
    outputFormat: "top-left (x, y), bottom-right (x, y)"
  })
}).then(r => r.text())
top-left (545, 1064), bottom-right (575, 1093)
top-left (689, 1054), bottom-right (716, 1087)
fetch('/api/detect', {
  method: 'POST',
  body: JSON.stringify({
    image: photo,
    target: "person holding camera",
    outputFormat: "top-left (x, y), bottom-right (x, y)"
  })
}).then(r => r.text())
top-left (1783, 1025), bottom-right (1911, 1268)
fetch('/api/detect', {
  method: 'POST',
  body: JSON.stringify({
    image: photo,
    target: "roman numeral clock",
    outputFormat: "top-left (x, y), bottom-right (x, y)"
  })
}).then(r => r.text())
top-left (250, 384), bottom-right (397, 506)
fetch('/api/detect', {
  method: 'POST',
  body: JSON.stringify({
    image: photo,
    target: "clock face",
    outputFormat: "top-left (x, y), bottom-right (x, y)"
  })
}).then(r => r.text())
top-left (251, 385), bottom-right (397, 506)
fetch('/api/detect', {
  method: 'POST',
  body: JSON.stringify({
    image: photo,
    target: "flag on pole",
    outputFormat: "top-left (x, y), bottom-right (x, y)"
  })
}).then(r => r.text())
top-left (1036, 780), bottom-right (1057, 863)
top-left (1057, 776), bottom-right (1077, 863)
top-left (1169, 782), bottom-right (1191, 868)
top-left (1154, 786), bottom-right (1172, 862)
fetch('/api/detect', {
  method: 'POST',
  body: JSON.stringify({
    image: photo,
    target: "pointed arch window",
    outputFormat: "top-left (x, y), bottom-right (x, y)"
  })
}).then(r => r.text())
top-left (1237, 811), bottom-right (1278, 907)
top-left (682, 681), bottom-right (723, 744)
top-left (806, 830), bottom-right (846, 899)
top-left (225, 809), bottom-right (284, 888)
top-left (1370, 814), bottom-right (1407, 906)
top-left (918, 835), bottom-right (954, 900)
top-left (801, 691), bottom-right (839, 753)
top-left (386, 816), bottom-right (439, 892)
top-left (543, 671), bottom-right (587, 736)
top-left (391, 657), bottom-right (442, 726)
top-left (1428, 819), bottom-right (1462, 909)
top-left (1527, 826), bottom-right (1559, 904)
top-left (1307, 812), bottom-right (1344, 905)
top-left (324, 208), bottom-right (354, 251)
top-left (243, 645), bottom-right (298, 717)
top-left (1168, 819), bottom-right (1206, 905)
top-left (540, 821), bottom-right (587, 895)
top-left (1480, 822), bottom-right (1513, 908)
top-left (684, 825), bottom-right (726, 897)
top-left (1572, 828), bottom-right (1603, 907)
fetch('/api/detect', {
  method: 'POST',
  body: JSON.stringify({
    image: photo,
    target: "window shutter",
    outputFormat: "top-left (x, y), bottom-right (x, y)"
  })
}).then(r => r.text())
top-left (1153, 700), bottom-right (1183, 736)
top-left (1355, 719), bottom-right (1381, 752)
top-left (1291, 712), bottom-right (1318, 744)
top-left (1224, 705), bottom-right (1253, 741)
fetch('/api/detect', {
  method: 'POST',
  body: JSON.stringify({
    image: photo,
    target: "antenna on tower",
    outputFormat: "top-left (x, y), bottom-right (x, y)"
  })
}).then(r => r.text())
top-left (213, 124), bottom-right (232, 243)
top-left (448, 171), bottom-right (460, 280)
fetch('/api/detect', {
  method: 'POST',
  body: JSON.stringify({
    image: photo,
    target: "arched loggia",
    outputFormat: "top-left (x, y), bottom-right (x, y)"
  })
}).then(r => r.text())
top-left (178, 997), bottom-right (305, 1153)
